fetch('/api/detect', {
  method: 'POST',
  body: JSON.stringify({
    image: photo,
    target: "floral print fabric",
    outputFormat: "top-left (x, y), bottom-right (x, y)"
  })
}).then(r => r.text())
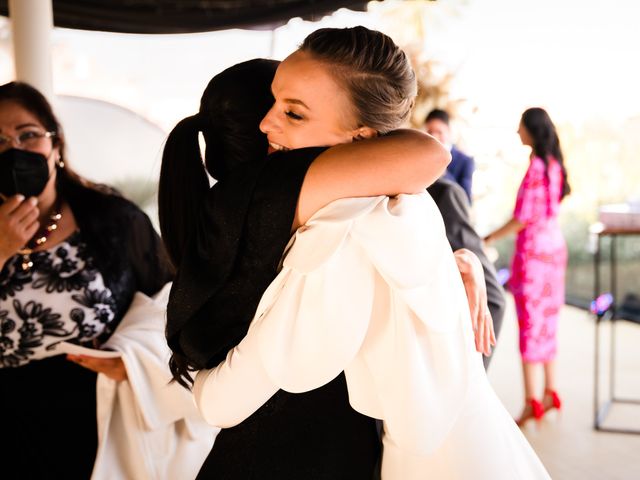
top-left (509, 156), bottom-right (567, 363)
top-left (0, 231), bottom-right (118, 367)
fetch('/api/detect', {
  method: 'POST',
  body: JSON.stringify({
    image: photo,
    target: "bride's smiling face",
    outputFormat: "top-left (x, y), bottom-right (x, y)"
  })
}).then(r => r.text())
top-left (259, 51), bottom-right (361, 152)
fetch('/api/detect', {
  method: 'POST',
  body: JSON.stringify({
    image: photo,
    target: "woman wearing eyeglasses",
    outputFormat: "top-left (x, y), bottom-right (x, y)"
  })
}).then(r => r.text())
top-left (0, 82), bottom-right (213, 479)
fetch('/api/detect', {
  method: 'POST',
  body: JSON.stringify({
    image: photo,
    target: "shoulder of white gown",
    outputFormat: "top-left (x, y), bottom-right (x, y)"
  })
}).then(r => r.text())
top-left (350, 193), bottom-right (449, 288)
top-left (282, 196), bottom-right (385, 273)
top-left (283, 194), bottom-right (445, 275)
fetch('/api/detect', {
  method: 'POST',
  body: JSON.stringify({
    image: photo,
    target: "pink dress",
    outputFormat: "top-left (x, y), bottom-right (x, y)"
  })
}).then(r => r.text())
top-left (509, 156), bottom-right (567, 363)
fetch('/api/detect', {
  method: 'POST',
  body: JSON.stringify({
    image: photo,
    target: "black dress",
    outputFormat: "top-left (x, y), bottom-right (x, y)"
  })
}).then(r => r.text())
top-left (167, 148), bottom-right (380, 480)
top-left (198, 375), bottom-right (380, 480)
top-left (0, 191), bottom-right (173, 480)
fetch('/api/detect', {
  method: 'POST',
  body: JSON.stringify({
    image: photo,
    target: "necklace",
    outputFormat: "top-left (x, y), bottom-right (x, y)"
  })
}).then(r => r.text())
top-left (17, 203), bottom-right (63, 272)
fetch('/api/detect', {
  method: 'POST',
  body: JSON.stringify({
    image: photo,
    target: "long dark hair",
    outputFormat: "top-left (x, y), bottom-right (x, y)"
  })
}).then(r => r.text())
top-left (158, 59), bottom-right (278, 386)
top-left (520, 107), bottom-right (571, 200)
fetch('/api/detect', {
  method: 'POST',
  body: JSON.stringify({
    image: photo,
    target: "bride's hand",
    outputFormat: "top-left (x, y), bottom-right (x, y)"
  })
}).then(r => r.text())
top-left (453, 248), bottom-right (496, 356)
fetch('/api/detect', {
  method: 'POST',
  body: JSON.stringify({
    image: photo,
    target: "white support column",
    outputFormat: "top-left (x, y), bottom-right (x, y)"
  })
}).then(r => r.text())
top-left (269, 29), bottom-right (277, 58)
top-left (8, 0), bottom-right (54, 100)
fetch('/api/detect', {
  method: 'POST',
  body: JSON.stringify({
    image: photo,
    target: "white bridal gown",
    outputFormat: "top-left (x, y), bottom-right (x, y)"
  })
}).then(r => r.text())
top-left (192, 193), bottom-right (551, 480)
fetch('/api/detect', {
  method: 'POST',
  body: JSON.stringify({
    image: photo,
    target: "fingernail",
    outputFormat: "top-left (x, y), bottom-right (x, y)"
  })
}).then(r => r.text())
top-left (29, 197), bottom-right (38, 206)
top-left (16, 194), bottom-right (25, 202)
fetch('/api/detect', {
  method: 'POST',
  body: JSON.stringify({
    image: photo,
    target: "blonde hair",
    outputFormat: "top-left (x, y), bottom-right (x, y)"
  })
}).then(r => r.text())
top-left (301, 26), bottom-right (416, 134)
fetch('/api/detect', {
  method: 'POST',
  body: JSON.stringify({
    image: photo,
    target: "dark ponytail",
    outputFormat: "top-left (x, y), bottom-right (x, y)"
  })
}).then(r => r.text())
top-left (158, 114), bottom-right (208, 268)
top-left (159, 60), bottom-right (280, 272)
top-left (160, 59), bottom-right (279, 387)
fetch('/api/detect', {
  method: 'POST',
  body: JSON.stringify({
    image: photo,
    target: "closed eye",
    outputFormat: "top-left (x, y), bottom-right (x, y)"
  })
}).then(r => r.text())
top-left (285, 111), bottom-right (303, 121)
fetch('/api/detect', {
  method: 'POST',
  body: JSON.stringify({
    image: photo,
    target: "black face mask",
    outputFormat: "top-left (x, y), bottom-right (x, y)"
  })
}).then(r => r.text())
top-left (0, 148), bottom-right (50, 199)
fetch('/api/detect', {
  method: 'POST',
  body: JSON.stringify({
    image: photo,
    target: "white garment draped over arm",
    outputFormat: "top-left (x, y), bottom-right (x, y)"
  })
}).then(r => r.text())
top-left (92, 283), bottom-right (217, 480)
top-left (193, 193), bottom-right (479, 456)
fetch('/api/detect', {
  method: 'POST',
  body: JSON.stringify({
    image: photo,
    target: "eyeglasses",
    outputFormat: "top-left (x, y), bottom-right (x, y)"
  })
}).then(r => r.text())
top-left (0, 129), bottom-right (56, 153)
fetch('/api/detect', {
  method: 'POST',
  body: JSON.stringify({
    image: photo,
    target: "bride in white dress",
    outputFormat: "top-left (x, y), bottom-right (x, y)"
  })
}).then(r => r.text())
top-left (193, 27), bottom-right (551, 479)
top-left (195, 194), bottom-right (549, 480)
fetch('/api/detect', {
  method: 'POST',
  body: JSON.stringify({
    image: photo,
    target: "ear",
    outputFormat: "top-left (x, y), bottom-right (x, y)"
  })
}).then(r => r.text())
top-left (352, 126), bottom-right (378, 141)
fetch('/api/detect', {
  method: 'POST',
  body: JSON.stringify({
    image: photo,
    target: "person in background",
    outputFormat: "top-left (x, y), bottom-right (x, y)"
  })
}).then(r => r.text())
top-left (425, 108), bottom-right (475, 203)
top-left (427, 177), bottom-right (506, 368)
top-left (0, 82), bottom-right (213, 479)
top-left (484, 107), bottom-right (570, 426)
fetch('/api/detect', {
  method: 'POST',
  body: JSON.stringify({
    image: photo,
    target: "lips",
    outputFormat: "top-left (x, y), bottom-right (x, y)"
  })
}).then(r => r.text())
top-left (268, 141), bottom-right (288, 153)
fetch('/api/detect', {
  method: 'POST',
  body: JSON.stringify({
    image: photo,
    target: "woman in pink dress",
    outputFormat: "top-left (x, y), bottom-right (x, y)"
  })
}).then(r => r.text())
top-left (485, 107), bottom-right (571, 425)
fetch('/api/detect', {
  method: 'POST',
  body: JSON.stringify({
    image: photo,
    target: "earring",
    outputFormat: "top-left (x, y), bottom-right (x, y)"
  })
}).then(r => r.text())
top-left (57, 157), bottom-right (65, 168)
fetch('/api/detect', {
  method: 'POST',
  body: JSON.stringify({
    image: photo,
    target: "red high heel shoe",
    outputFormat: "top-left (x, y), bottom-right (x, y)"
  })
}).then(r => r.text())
top-left (543, 389), bottom-right (562, 413)
top-left (516, 398), bottom-right (544, 427)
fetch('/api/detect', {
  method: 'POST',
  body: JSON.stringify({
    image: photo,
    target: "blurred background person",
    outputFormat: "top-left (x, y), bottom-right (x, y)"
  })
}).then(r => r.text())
top-left (484, 107), bottom-right (570, 426)
top-left (427, 176), bottom-right (506, 368)
top-left (424, 108), bottom-right (475, 203)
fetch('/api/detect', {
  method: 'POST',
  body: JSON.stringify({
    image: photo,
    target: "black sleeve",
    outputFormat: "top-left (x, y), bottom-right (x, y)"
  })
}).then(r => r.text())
top-left (430, 182), bottom-right (506, 346)
top-left (124, 205), bottom-right (175, 296)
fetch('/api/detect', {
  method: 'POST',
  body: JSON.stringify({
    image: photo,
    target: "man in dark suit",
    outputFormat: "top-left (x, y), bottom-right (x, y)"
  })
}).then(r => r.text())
top-left (428, 177), bottom-right (506, 368)
top-left (425, 109), bottom-right (475, 203)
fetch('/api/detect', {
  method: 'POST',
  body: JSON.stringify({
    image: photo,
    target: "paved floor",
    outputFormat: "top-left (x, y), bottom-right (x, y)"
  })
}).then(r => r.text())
top-left (488, 295), bottom-right (640, 480)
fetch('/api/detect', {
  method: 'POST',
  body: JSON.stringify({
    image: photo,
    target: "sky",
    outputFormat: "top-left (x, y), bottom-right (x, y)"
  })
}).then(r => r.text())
top-left (453, 0), bottom-right (640, 124)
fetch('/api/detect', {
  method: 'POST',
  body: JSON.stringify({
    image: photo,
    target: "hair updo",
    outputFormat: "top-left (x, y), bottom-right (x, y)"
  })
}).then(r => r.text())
top-left (300, 26), bottom-right (416, 134)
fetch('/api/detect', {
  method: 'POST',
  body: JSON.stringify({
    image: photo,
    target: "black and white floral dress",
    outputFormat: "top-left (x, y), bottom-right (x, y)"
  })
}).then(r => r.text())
top-left (0, 232), bottom-right (119, 368)
top-left (0, 191), bottom-right (173, 480)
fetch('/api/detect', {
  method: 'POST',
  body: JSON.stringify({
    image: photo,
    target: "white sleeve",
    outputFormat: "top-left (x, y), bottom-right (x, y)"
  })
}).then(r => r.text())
top-left (347, 194), bottom-right (479, 455)
top-left (191, 198), bottom-right (377, 426)
top-left (191, 193), bottom-right (476, 457)
top-left (192, 322), bottom-right (279, 428)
